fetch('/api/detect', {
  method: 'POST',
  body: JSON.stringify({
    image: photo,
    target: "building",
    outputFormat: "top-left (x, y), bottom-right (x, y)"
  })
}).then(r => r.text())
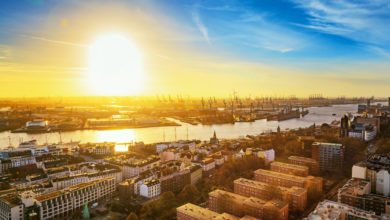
top-left (338, 178), bottom-right (390, 216)
top-left (254, 169), bottom-right (323, 194)
top-left (51, 174), bottom-right (89, 190)
top-left (257, 149), bottom-right (275, 164)
top-left (0, 193), bottom-right (24, 220)
top-left (140, 179), bottom-right (161, 198)
top-left (177, 203), bottom-right (252, 220)
top-left (0, 149), bottom-right (37, 174)
top-left (341, 114), bottom-right (381, 141)
top-left (118, 170), bottom-right (157, 202)
top-left (35, 177), bottom-right (115, 219)
top-left (376, 170), bottom-right (390, 197)
top-left (352, 154), bottom-right (390, 193)
top-left (234, 178), bottom-right (307, 212)
top-left (210, 131), bottom-right (219, 145)
top-left (340, 115), bottom-right (350, 137)
top-left (160, 169), bottom-right (190, 193)
top-left (311, 142), bottom-right (344, 172)
top-left (79, 142), bottom-right (115, 155)
top-left (348, 124), bottom-right (377, 141)
top-left (121, 156), bottom-right (160, 178)
top-left (156, 141), bottom-right (197, 153)
top-left (209, 189), bottom-right (288, 220)
top-left (199, 158), bottom-right (216, 174)
top-left (304, 200), bottom-right (381, 220)
top-left (356, 117), bottom-right (381, 133)
top-left (189, 165), bottom-right (203, 185)
top-left (288, 156), bottom-right (319, 175)
top-left (177, 203), bottom-right (219, 220)
top-left (270, 161), bottom-right (309, 177)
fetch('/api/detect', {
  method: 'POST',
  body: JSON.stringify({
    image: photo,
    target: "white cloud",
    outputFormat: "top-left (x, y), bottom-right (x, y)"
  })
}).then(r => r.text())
top-left (292, 0), bottom-right (390, 51)
top-left (19, 34), bottom-right (86, 47)
top-left (192, 11), bottom-right (211, 45)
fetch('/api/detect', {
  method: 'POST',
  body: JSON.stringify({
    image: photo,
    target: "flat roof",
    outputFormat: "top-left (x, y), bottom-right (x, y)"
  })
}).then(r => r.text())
top-left (177, 203), bottom-right (219, 219)
top-left (234, 178), bottom-right (307, 195)
top-left (288, 156), bottom-right (318, 163)
top-left (36, 177), bottom-right (114, 202)
top-left (271, 161), bottom-right (309, 171)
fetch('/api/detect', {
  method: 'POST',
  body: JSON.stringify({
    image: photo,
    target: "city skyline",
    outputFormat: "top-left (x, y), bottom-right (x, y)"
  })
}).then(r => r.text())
top-left (1, 0), bottom-right (390, 97)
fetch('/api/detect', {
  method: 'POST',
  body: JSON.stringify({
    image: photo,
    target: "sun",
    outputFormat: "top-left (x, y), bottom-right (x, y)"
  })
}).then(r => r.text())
top-left (87, 33), bottom-right (145, 96)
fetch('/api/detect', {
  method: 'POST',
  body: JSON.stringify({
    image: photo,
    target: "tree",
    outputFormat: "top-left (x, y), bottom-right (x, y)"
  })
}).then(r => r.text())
top-left (126, 212), bottom-right (138, 220)
top-left (139, 192), bottom-right (178, 220)
top-left (177, 184), bottom-right (201, 205)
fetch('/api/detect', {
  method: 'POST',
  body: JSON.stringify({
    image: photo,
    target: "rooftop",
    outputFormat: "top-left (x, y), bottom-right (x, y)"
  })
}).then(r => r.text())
top-left (312, 142), bottom-right (343, 148)
top-left (209, 189), bottom-right (287, 210)
top-left (177, 203), bottom-right (219, 219)
top-left (305, 200), bottom-right (379, 220)
top-left (234, 178), bottom-right (307, 196)
top-left (288, 156), bottom-right (318, 164)
top-left (0, 193), bottom-right (22, 207)
top-left (338, 178), bottom-right (370, 197)
top-left (271, 161), bottom-right (309, 171)
top-left (254, 169), bottom-right (307, 183)
top-left (35, 177), bottom-right (114, 202)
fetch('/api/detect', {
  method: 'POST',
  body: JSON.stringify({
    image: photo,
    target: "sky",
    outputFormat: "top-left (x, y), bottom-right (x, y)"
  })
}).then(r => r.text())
top-left (0, 0), bottom-right (390, 97)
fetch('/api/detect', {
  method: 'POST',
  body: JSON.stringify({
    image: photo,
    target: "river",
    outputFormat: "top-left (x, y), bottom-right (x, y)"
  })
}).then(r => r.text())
top-left (0, 103), bottom-right (361, 147)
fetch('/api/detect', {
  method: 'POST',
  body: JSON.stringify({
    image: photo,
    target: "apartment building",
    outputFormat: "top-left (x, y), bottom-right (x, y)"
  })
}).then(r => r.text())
top-left (338, 178), bottom-right (390, 216)
top-left (140, 179), bottom-right (161, 198)
top-left (352, 154), bottom-right (390, 194)
top-left (304, 200), bottom-right (380, 220)
top-left (199, 158), bottom-right (216, 173)
top-left (189, 165), bottom-right (203, 185)
top-left (254, 169), bottom-right (323, 194)
top-left (51, 174), bottom-right (89, 190)
top-left (208, 189), bottom-right (288, 220)
top-left (270, 161), bottom-right (309, 177)
top-left (160, 169), bottom-right (190, 193)
top-left (35, 177), bottom-right (115, 219)
top-left (0, 155), bottom-right (37, 174)
top-left (177, 203), bottom-right (220, 220)
top-left (177, 203), bottom-right (255, 220)
top-left (234, 178), bottom-right (307, 212)
top-left (311, 142), bottom-right (344, 172)
top-left (121, 156), bottom-right (160, 178)
top-left (0, 193), bottom-right (24, 220)
top-left (288, 156), bottom-right (319, 175)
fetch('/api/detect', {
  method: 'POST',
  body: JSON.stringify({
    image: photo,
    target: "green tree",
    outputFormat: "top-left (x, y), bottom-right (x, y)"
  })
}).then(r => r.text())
top-left (177, 184), bottom-right (201, 205)
top-left (139, 192), bottom-right (177, 220)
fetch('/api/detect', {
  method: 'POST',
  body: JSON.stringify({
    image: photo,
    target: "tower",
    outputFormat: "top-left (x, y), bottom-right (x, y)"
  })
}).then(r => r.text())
top-left (340, 115), bottom-right (349, 137)
top-left (210, 130), bottom-right (219, 144)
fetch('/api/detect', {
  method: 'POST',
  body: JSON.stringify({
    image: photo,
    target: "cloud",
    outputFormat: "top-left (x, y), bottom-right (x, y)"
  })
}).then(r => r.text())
top-left (19, 34), bottom-right (86, 47)
top-left (292, 0), bottom-right (390, 53)
top-left (192, 11), bottom-right (211, 45)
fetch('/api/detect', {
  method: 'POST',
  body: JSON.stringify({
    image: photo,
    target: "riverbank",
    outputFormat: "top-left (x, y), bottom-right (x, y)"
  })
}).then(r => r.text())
top-left (0, 103), bottom-right (361, 147)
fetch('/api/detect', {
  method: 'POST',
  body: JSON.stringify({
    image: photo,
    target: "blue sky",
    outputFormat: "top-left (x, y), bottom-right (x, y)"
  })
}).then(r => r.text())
top-left (2, 0), bottom-right (390, 60)
top-left (0, 0), bottom-right (390, 97)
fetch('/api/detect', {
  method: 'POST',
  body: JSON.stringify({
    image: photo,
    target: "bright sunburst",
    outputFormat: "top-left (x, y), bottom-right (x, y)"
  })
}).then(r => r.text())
top-left (87, 33), bottom-right (144, 96)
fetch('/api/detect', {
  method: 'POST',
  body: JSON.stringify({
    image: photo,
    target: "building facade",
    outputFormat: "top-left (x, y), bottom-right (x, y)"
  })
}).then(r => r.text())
top-left (288, 156), bottom-right (319, 175)
top-left (311, 142), bottom-right (344, 172)
top-left (270, 161), bottom-right (309, 177)
top-left (234, 178), bottom-right (307, 212)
